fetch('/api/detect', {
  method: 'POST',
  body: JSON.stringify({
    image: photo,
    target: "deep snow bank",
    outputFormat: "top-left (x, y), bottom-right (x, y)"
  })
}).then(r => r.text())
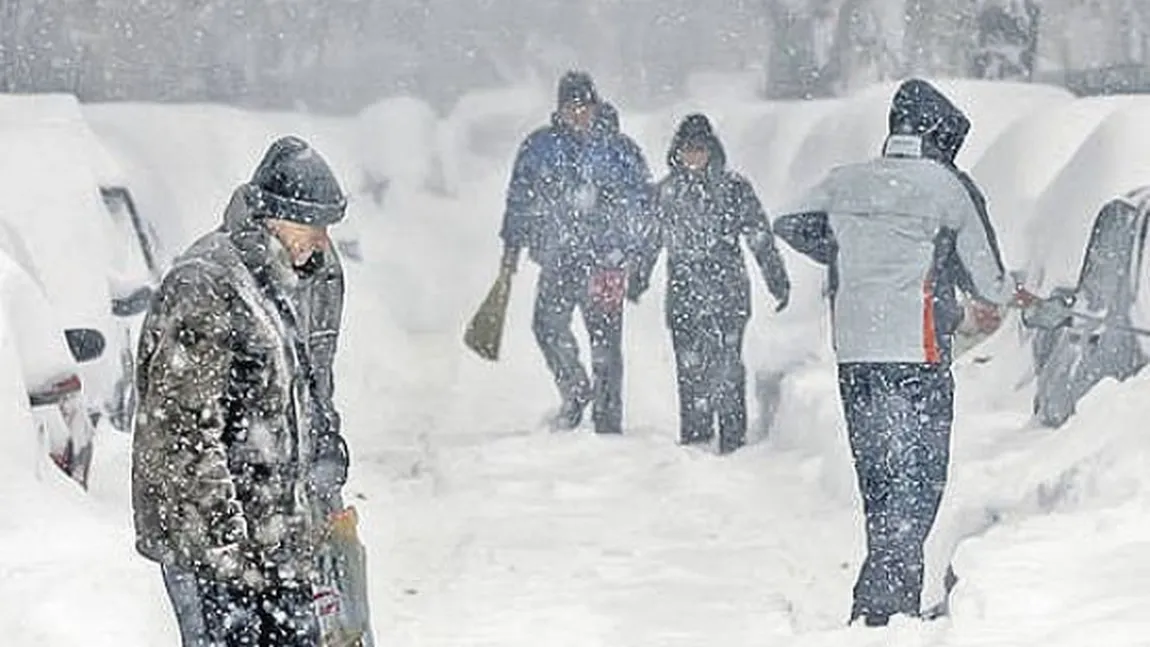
top-left (1026, 98), bottom-right (1150, 292)
top-left (970, 96), bottom-right (1130, 263)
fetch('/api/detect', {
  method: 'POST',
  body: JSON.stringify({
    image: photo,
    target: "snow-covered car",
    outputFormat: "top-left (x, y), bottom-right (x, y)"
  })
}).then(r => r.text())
top-left (96, 185), bottom-right (160, 431)
top-left (1025, 186), bottom-right (1150, 427)
top-left (0, 116), bottom-right (151, 433)
top-left (0, 219), bottom-right (104, 488)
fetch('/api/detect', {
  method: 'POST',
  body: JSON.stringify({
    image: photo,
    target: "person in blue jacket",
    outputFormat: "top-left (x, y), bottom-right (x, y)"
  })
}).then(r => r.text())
top-left (498, 71), bottom-right (652, 435)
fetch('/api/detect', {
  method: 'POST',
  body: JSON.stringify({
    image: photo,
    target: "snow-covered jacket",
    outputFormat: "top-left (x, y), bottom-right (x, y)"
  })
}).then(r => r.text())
top-left (633, 114), bottom-right (789, 326)
top-left (776, 151), bottom-right (1014, 365)
top-left (499, 102), bottom-right (652, 270)
top-left (131, 184), bottom-right (346, 589)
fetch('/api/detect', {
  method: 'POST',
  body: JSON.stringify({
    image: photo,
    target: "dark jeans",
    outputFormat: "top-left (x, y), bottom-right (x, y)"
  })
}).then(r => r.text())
top-left (161, 565), bottom-right (319, 647)
top-left (532, 263), bottom-right (624, 433)
top-left (837, 362), bottom-right (954, 625)
top-left (669, 314), bottom-right (748, 452)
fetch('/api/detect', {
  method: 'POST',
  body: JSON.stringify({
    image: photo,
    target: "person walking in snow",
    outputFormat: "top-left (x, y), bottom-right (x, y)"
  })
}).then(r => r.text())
top-left (774, 79), bottom-right (1038, 627)
top-left (131, 136), bottom-right (356, 646)
top-left (630, 114), bottom-right (790, 454)
top-left (498, 70), bottom-right (652, 434)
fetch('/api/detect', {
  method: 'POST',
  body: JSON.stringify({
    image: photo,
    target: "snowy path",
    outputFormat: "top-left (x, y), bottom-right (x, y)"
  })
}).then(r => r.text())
top-left (334, 298), bottom-right (868, 646)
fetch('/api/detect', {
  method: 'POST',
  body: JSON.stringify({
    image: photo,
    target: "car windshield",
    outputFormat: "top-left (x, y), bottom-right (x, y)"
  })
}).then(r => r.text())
top-left (100, 188), bottom-right (154, 288)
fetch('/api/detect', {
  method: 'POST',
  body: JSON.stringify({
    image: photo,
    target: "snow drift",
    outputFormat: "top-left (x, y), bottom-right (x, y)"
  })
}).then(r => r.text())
top-left (3, 77), bottom-right (1150, 645)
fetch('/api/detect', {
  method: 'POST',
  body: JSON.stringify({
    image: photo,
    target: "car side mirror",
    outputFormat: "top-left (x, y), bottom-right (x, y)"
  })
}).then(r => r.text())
top-left (113, 285), bottom-right (155, 317)
top-left (64, 328), bottom-right (106, 363)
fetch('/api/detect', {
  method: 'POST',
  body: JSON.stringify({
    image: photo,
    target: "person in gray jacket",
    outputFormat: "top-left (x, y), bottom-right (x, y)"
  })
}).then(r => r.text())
top-left (132, 136), bottom-right (351, 646)
top-left (774, 79), bottom-right (1037, 627)
top-left (631, 114), bottom-right (790, 453)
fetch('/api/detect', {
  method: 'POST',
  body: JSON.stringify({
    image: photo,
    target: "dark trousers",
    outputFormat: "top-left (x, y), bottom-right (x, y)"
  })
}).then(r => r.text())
top-left (532, 264), bottom-right (624, 433)
top-left (162, 565), bottom-right (319, 647)
top-left (669, 314), bottom-right (748, 452)
top-left (837, 362), bottom-right (953, 625)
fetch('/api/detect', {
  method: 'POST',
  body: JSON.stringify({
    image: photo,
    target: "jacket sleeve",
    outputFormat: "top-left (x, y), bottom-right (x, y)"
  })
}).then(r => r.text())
top-left (732, 175), bottom-right (790, 302)
top-left (144, 265), bottom-right (251, 580)
top-left (609, 135), bottom-right (655, 268)
top-left (308, 259), bottom-right (348, 499)
top-left (774, 171), bottom-right (838, 265)
top-left (946, 173), bottom-right (1016, 306)
top-left (630, 180), bottom-right (666, 293)
top-left (499, 132), bottom-right (546, 251)
top-left (951, 169), bottom-right (1004, 297)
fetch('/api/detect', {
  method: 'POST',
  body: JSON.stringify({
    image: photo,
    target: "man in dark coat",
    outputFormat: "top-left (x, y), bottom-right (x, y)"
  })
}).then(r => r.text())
top-left (498, 70), bottom-right (652, 434)
top-left (631, 114), bottom-right (790, 454)
top-left (131, 136), bottom-right (353, 646)
top-left (774, 79), bottom-right (1037, 627)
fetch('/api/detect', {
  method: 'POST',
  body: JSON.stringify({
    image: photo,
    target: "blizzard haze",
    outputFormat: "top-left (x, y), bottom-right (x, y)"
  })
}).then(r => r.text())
top-left (3, 1), bottom-right (1149, 112)
top-left (5, 1), bottom-right (1150, 646)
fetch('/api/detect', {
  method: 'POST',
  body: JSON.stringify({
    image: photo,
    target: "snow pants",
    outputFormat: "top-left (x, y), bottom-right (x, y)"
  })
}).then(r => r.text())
top-left (669, 313), bottom-right (748, 453)
top-left (532, 262), bottom-right (624, 434)
top-left (837, 362), bottom-right (953, 625)
top-left (161, 565), bottom-right (320, 647)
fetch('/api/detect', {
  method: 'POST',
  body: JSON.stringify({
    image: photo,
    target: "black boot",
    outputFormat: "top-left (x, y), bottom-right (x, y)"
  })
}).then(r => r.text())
top-left (550, 389), bottom-right (590, 431)
top-left (679, 432), bottom-right (711, 445)
top-left (717, 435), bottom-right (743, 455)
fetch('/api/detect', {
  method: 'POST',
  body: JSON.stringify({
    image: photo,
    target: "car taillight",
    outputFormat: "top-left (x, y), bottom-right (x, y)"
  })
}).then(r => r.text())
top-left (28, 374), bottom-right (82, 407)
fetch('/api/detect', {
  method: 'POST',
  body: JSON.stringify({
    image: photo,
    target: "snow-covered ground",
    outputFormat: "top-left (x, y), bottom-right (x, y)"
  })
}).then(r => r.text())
top-left (2, 78), bottom-right (1150, 645)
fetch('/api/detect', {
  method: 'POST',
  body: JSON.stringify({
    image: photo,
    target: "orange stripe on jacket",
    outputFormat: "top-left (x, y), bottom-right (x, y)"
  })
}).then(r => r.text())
top-left (922, 275), bottom-right (941, 364)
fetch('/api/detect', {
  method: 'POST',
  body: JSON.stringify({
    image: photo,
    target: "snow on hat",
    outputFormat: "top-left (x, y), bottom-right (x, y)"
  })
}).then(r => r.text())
top-left (557, 71), bottom-right (599, 107)
top-left (249, 135), bottom-right (347, 226)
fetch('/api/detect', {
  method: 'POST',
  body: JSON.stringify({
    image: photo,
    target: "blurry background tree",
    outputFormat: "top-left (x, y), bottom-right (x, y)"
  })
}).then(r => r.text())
top-left (0, 0), bottom-right (1144, 113)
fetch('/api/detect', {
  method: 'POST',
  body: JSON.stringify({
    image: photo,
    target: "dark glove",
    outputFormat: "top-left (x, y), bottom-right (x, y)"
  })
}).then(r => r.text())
top-left (1021, 293), bottom-right (1074, 331)
top-left (500, 246), bottom-right (521, 274)
top-left (626, 273), bottom-right (648, 304)
top-left (774, 290), bottom-right (790, 313)
top-left (313, 431), bottom-right (349, 494)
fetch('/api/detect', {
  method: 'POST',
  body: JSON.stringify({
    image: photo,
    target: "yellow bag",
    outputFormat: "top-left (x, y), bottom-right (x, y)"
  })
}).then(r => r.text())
top-left (463, 265), bottom-right (514, 361)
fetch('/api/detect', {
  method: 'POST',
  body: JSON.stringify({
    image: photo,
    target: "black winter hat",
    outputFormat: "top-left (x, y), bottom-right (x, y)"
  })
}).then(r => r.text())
top-left (249, 135), bottom-right (347, 226)
top-left (557, 70), bottom-right (599, 107)
top-left (887, 79), bottom-right (970, 163)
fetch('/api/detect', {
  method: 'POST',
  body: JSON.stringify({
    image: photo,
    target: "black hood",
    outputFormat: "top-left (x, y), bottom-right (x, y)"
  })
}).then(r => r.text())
top-left (887, 79), bottom-right (970, 164)
top-left (667, 113), bottom-right (727, 175)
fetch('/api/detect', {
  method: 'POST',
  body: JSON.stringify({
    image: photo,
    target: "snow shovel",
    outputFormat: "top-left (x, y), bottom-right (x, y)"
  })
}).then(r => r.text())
top-left (464, 264), bottom-right (514, 361)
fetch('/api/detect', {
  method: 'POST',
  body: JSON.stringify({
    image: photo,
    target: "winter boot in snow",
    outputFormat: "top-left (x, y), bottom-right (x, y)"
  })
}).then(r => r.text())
top-left (717, 434), bottom-right (744, 455)
top-left (679, 430), bottom-right (712, 446)
top-left (550, 389), bottom-right (590, 431)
